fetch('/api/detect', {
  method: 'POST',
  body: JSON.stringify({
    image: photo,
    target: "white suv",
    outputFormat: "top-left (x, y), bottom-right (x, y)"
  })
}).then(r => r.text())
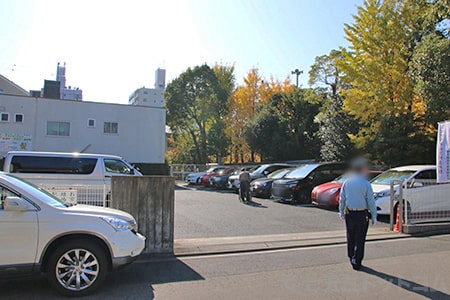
top-left (0, 172), bottom-right (145, 296)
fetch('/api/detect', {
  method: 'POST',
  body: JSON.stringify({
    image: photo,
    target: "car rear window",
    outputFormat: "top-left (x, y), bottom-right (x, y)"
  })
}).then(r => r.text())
top-left (10, 156), bottom-right (98, 174)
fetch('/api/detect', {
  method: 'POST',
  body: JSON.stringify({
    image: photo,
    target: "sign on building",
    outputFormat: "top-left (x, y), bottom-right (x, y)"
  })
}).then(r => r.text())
top-left (437, 121), bottom-right (450, 183)
top-left (0, 133), bottom-right (32, 156)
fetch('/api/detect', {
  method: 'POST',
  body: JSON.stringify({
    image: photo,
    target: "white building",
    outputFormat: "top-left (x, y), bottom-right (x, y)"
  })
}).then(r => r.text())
top-left (129, 68), bottom-right (166, 107)
top-left (0, 94), bottom-right (166, 164)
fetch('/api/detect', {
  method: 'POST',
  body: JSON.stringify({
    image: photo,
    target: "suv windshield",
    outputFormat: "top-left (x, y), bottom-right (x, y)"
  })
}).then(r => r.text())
top-left (251, 165), bottom-right (268, 175)
top-left (285, 164), bottom-right (319, 179)
top-left (371, 170), bottom-right (415, 185)
top-left (268, 168), bottom-right (292, 179)
top-left (4, 174), bottom-right (67, 208)
top-left (335, 173), bottom-right (351, 183)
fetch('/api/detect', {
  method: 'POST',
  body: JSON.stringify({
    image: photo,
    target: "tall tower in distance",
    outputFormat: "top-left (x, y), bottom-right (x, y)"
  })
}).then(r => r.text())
top-left (155, 68), bottom-right (166, 89)
top-left (56, 62), bottom-right (66, 96)
top-left (129, 68), bottom-right (166, 107)
top-left (54, 62), bottom-right (83, 101)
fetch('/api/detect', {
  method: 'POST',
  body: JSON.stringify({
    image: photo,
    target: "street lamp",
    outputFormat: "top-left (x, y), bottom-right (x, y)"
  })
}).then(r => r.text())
top-left (291, 69), bottom-right (303, 87)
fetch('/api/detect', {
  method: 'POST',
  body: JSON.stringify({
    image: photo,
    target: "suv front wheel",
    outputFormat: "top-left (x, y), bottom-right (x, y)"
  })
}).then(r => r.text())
top-left (46, 239), bottom-right (108, 296)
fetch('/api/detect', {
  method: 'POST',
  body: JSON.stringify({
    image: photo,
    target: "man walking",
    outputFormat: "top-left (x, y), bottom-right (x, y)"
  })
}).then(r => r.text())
top-left (339, 159), bottom-right (377, 270)
top-left (239, 169), bottom-right (252, 203)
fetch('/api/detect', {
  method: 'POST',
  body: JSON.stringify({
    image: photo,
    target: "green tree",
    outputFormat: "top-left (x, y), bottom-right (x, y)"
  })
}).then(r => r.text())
top-left (410, 33), bottom-right (450, 130)
top-left (246, 89), bottom-right (320, 161)
top-left (164, 64), bottom-right (228, 164)
top-left (209, 64), bottom-right (235, 163)
top-left (309, 49), bottom-right (356, 161)
top-left (337, 0), bottom-right (444, 164)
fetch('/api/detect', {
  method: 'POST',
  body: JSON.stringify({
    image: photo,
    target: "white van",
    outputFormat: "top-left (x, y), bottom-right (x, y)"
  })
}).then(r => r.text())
top-left (2, 151), bottom-right (142, 205)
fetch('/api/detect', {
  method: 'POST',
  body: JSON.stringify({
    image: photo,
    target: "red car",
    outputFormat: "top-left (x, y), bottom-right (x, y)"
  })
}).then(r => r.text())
top-left (311, 171), bottom-right (381, 207)
top-left (199, 166), bottom-right (227, 186)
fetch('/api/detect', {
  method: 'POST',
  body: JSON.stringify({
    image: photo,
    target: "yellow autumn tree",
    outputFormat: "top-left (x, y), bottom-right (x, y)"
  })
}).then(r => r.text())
top-left (338, 0), bottom-right (436, 165)
top-left (225, 68), bottom-right (293, 163)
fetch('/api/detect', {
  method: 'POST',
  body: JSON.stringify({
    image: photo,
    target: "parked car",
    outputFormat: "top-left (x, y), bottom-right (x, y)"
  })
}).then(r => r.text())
top-left (272, 163), bottom-right (348, 204)
top-left (200, 166), bottom-right (228, 186)
top-left (228, 164), bottom-right (291, 191)
top-left (227, 166), bottom-right (259, 191)
top-left (185, 171), bottom-right (207, 185)
top-left (0, 172), bottom-right (145, 296)
top-left (371, 165), bottom-right (436, 215)
top-left (311, 171), bottom-right (382, 208)
top-left (250, 168), bottom-right (294, 198)
top-left (210, 168), bottom-right (236, 189)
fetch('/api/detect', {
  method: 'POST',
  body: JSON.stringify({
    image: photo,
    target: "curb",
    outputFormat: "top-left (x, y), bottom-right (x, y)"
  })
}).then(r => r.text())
top-left (173, 228), bottom-right (409, 257)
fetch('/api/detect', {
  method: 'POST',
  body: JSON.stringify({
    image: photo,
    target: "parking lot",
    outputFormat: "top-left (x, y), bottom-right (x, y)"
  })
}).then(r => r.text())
top-left (174, 183), bottom-right (389, 240)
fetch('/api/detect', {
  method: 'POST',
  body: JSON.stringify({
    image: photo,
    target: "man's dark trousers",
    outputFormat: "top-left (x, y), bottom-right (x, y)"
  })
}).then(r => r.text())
top-left (345, 211), bottom-right (369, 268)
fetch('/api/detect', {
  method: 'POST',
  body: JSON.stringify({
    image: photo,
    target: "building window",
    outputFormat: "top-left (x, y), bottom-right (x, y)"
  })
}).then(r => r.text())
top-left (14, 114), bottom-right (24, 123)
top-left (1, 113), bottom-right (9, 122)
top-left (104, 122), bottom-right (118, 134)
top-left (47, 121), bottom-right (70, 136)
top-left (87, 119), bottom-right (96, 128)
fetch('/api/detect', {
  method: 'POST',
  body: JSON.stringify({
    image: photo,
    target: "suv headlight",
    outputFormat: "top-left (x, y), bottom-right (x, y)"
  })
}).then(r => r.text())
top-left (374, 191), bottom-right (390, 199)
top-left (101, 217), bottom-right (137, 232)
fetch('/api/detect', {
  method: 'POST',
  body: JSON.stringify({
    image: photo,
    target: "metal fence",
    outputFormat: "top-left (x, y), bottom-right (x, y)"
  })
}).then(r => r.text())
top-left (39, 184), bottom-right (110, 207)
top-left (170, 164), bottom-right (207, 180)
top-left (403, 179), bottom-right (450, 224)
top-left (390, 179), bottom-right (450, 230)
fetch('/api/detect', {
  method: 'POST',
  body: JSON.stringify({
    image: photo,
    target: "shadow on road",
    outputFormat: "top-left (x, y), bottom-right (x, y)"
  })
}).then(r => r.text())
top-left (243, 200), bottom-right (268, 208)
top-left (175, 184), bottom-right (191, 191)
top-left (362, 266), bottom-right (450, 299)
top-left (0, 258), bottom-right (204, 299)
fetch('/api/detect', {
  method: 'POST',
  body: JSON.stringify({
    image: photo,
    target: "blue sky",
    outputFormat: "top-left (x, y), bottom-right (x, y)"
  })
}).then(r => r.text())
top-left (0, 0), bottom-right (363, 104)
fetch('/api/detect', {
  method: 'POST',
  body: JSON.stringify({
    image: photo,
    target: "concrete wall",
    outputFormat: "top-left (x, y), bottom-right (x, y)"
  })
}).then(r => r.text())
top-left (0, 94), bottom-right (166, 163)
top-left (111, 176), bottom-right (174, 254)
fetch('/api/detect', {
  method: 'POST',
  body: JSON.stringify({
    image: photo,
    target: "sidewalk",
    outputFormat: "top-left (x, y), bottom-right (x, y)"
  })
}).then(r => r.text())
top-left (175, 226), bottom-right (406, 256)
top-left (154, 248), bottom-right (450, 300)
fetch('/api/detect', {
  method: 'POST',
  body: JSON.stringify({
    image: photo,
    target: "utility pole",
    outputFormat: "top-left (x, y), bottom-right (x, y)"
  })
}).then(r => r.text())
top-left (291, 69), bottom-right (303, 87)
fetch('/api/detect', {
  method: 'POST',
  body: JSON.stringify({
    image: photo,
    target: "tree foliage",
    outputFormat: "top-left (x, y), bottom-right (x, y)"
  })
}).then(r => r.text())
top-left (337, 0), bottom-right (447, 165)
top-left (246, 89), bottom-right (320, 161)
top-left (164, 64), bottom-right (230, 164)
top-left (409, 33), bottom-right (450, 129)
top-left (225, 68), bottom-right (293, 163)
top-left (166, 0), bottom-right (449, 165)
top-left (309, 49), bottom-right (357, 161)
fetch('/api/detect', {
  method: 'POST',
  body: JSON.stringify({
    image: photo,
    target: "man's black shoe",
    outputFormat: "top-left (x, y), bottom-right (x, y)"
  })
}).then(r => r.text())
top-left (352, 264), bottom-right (362, 271)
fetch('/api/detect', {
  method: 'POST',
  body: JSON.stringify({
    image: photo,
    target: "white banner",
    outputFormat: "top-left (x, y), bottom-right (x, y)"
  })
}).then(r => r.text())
top-left (437, 121), bottom-right (450, 183)
top-left (0, 133), bottom-right (32, 156)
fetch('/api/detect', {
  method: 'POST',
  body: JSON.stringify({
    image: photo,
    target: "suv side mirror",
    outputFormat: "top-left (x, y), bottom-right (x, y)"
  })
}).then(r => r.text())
top-left (412, 181), bottom-right (424, 188)
top-left (3, 196), bottom-right (36, 212)
top-left (263, 171), bottom-right (269, 175)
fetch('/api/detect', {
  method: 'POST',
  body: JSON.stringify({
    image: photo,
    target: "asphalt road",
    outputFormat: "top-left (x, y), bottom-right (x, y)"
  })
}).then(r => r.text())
top-left (0, 185), bottom-right (403, 299)
top-left (174, 184), bottom-right (389, 239)
top-left (3, 234), bottom-right (450, 299)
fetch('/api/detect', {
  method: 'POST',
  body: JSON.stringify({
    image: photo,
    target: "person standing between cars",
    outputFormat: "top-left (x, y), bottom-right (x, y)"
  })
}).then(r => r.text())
top-left (239, 169), bottom-right (252, 203)
top-left (339, 158), bottom-right (377, 270)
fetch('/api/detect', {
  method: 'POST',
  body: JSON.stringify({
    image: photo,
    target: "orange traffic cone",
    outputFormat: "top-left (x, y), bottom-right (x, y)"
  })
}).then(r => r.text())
top-left (394, 206), bottom-right (402, 232)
